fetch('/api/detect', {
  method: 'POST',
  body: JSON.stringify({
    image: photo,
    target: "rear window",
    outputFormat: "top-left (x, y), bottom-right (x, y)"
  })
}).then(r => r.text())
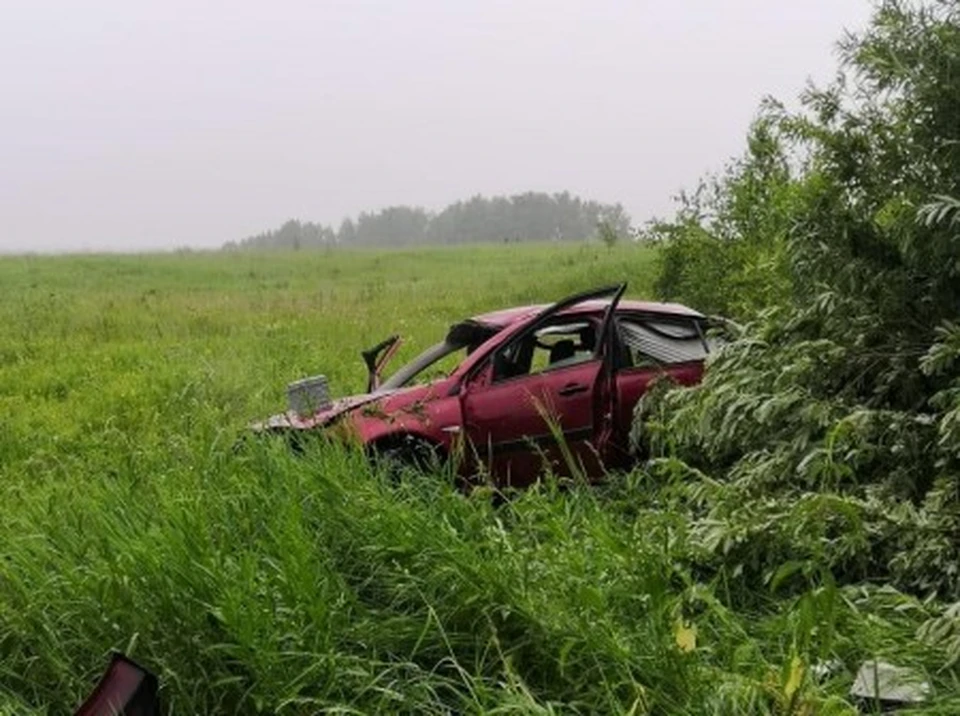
top-left (617, 317), bottom-right (711, 366)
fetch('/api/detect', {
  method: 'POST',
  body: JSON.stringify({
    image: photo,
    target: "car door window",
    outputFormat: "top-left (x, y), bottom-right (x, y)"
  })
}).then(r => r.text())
top-left (617, 317), bottom-right (710, 367)
top-left (493, 319), bottom-right (598, 382)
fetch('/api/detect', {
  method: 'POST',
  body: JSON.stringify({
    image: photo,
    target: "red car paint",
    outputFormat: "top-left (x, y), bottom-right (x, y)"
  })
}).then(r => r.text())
top-left (74, 653), bottom-right (159, 716)
top-left (256, 284), bottom-right (710, 486)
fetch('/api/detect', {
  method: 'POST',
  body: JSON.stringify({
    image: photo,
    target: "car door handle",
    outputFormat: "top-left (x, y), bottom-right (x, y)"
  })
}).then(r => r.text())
top-left (557, 382), bottom-right (588, 396)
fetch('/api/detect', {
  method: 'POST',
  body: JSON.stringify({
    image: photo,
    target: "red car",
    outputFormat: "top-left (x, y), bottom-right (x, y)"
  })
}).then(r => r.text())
top-left (255, 284), bottom-right (714, 486)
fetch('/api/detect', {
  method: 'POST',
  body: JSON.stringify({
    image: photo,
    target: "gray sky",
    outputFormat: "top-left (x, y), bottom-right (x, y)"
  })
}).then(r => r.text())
top-left (1, 0), bottom-right (872, 253)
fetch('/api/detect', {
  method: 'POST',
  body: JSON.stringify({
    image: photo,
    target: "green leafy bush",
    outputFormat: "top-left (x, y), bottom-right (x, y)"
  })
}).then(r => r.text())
top-left (645, 0), bottom-right (960, 606)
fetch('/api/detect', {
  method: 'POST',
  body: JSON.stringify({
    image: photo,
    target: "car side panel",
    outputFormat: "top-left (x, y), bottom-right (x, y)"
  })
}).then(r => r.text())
top-left (347, 382), bottom-right (463, 456)
top-left (461, 359), bottom-right (606, 486)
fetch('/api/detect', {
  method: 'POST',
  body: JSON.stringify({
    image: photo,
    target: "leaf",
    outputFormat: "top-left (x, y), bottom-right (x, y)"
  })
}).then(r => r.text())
top-left (767, 560), bottom-right (807, 592)
top-left (784, 654), bottom-right (805, 700)
top-left (674, 619), bottom-right (697, 653)
top-left (558, 638), bottom-right (577, 674)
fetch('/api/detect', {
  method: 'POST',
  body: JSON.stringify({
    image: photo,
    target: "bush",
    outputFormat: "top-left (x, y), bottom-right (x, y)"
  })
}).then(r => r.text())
top-left (643, 0), bottom-right (960, 604)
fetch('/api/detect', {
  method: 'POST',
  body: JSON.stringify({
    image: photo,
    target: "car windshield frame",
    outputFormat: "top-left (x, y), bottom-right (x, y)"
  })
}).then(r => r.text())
top-left (377, 340), bottom-right (461, 391)
top-left (376, 319), bottom-right (502, 391)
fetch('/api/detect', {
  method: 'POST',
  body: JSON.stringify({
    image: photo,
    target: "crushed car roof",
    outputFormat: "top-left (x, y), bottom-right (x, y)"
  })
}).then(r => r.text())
top-left (471, 299), bottom-right (704, 329)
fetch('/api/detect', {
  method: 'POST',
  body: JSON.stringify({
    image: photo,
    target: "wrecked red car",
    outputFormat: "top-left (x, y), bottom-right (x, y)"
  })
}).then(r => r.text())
top-left (255, 284), bottom-right (714, 486)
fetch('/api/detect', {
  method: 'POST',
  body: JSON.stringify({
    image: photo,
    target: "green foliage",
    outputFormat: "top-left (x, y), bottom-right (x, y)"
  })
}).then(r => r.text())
top-left (642, 0), bottom-right (960, 641)
top-left (596, 219), bottom-right (620, 249)
top-left (0, 244), bottom-right (670, 714)
top-left (5, 243), bottom-right (957, 711)
top-left (652, 116), bottom-right (797, 318)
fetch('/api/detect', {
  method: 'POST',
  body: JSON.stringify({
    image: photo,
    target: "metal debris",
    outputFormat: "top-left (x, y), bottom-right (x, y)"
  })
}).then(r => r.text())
top-left (850, 659), bottom-right (930, 705)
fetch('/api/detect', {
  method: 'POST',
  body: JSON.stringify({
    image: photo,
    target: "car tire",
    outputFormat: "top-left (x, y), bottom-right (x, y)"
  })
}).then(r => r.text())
top-left (373, 435), bottom-right (443, 481)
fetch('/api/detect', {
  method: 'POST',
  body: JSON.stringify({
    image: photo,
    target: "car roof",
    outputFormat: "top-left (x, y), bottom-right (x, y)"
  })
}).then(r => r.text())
top-left (471, 298), bottom-right (704, 329)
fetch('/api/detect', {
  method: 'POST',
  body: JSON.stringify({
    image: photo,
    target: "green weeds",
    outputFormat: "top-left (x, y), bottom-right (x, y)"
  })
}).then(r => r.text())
top-left (0, 244), bottom-right (952, 712)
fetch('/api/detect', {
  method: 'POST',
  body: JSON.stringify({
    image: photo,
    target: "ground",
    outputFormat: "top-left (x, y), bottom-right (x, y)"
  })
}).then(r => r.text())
top-left (1, 244), bottom-right (951, 713)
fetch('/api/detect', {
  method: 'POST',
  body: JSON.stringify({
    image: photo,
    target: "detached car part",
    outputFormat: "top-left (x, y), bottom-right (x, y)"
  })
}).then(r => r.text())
top-left (74, 653), bottom-right (159, 716)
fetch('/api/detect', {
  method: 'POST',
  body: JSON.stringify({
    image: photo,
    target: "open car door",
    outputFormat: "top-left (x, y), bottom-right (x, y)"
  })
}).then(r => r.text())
top-left (460, 284), bottom-right (626, 486)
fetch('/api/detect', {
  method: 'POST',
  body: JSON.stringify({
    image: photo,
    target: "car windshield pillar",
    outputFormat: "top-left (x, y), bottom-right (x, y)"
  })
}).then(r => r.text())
top-left (378, 320), bottom-right (501, 391)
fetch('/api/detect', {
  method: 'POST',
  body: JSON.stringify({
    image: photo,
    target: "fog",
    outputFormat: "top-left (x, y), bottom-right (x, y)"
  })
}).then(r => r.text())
top-left (0, 0), bottom-right (871, 253)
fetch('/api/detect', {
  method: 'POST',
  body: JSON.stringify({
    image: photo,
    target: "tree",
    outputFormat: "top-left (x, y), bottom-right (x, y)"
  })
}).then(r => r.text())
top-left (643, 0), bottom-right (960, 599)
top-left (596, 220), bottom-right (620, 249)
top-left (228, 192), bottom-right (632, 249)
top-left (336, 218), bottom-right (356, 245)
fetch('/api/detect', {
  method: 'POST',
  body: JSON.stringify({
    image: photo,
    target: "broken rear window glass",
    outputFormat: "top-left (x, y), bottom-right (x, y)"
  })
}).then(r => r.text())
top-left (617, 318), bottom-right (711, 366)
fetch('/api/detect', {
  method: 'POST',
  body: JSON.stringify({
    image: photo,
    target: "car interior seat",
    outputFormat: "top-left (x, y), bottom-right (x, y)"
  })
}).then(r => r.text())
top-left (548, 339), bottom-right (576, 365)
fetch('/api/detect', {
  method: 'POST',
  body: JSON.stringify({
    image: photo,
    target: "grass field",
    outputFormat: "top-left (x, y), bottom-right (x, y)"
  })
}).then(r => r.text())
top-left (0, 244), bottom-right (952, 714)
top-left (0, 244), bottom-right (653, 474)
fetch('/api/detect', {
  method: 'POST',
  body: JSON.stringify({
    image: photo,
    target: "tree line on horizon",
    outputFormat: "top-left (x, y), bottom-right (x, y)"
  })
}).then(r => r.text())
top-left (223, 191), bottom-right (631, 250)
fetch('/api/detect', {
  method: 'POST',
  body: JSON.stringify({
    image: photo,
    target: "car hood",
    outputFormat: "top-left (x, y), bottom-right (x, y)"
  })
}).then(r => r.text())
top-left (251, 382), bottom-right (441, 432)
top-left (252, 392), bottom-right (385, 432)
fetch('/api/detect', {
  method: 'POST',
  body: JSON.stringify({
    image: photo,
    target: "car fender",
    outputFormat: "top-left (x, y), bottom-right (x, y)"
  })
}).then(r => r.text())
top-left (349, 385), bottom-right (462, 453)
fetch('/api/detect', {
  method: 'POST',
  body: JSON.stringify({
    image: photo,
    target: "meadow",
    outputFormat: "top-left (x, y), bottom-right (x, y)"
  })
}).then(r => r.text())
top-left (0, 243), bottom-right (954, 714)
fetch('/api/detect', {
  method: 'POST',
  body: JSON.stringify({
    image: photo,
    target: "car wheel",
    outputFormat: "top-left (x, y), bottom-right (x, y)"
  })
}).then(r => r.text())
top-left (373, 435), bottom-right (443, 480)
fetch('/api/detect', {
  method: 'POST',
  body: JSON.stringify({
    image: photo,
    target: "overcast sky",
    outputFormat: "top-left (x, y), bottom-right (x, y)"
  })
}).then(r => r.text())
top-left (1, 0), bottom-right (872, 253)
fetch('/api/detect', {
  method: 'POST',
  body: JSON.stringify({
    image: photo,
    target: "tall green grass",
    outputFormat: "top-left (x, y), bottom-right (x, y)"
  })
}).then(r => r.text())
top-left (0, 244), bottom-right (955, 713)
